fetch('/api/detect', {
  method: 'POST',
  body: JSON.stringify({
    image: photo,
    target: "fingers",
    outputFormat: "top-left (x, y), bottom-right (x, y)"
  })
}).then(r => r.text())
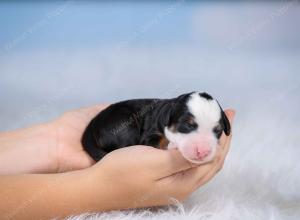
top-left (224, 109), bottom-right (235, 129)
top-left (58, 151), bottom-right (96, 172)
top-left (152, 149), bottom-right (198, 179)
top-left (195, 150), bottom-right (228, 187)
top-left (58, 104), bottom-right (110, 128)
top-left (74, 151), bottom-right (96, 168)
top-left (155, 159), bottom-right (220, 202)
top-left (62, 104), bottom-right (110, 128)
top-left (78, 104), bottom-right (110, 119)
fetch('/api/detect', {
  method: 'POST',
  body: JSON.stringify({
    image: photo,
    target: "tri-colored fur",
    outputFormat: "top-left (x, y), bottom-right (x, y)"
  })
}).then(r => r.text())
top-left (82, 92), bottom-right (230, 163)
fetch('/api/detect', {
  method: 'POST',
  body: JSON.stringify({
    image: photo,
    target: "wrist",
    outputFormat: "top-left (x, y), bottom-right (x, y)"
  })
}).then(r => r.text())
top-left (72, 164), bottom-right (128, 212)
top-left (58, 166), bottom-right (114, 214)
top-left (81, 163), bottom-right (150, 211)
top-left (76, 165), bottom-right (114, 211)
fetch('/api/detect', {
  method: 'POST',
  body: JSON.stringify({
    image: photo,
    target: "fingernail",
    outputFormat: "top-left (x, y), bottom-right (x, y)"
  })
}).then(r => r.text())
top-left (232, 111), bottom-right (236, 119)
top-left (229, 110), bottom-right (236, 123)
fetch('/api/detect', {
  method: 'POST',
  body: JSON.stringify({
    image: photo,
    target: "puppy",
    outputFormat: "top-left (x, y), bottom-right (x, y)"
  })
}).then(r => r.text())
top-left (81, 92), bottom-right (230, 164)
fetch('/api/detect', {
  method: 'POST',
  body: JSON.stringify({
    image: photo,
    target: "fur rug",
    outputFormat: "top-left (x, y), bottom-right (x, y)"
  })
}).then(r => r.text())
top-left (66, 98), bottom-right (300, 220)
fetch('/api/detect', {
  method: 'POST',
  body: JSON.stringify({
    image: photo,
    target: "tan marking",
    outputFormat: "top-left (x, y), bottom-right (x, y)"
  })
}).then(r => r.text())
top-left (158, 136), bottom-right (169, 150)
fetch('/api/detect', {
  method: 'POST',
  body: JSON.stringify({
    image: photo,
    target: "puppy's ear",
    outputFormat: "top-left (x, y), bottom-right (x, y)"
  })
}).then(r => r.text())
top-left (217, 101), bottom-right (231, 136)
top-left (221, 109), bottom-right (231, 136)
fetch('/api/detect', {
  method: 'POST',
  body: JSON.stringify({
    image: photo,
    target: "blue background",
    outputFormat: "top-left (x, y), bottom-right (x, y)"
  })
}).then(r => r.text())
top-left (0, 1), bottom-right (299, 131)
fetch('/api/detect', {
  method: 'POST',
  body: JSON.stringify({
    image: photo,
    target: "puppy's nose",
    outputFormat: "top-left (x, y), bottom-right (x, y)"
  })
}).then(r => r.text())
top-left (196, 146), bottom-right (211, 160)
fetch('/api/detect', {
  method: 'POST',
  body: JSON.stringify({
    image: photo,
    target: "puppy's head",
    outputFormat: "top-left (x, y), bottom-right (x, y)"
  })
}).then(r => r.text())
top-left (165, 92), bottom-right (230, 164)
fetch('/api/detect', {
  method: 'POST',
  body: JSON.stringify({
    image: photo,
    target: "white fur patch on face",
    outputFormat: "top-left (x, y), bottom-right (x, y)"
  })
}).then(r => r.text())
top-left (187, 92), bottom-right (221, 128)
top-left (165, 92), bottom-right (222, 164)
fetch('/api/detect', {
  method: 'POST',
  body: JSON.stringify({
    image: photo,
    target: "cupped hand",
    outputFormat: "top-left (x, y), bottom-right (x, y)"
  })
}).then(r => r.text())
top-left (50, 104), bottom-right (109, 172)
top-left (87, 110), bottom-right (235, 209)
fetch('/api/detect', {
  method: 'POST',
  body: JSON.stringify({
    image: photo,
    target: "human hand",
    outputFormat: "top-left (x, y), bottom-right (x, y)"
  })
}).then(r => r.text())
top-left (49, 104), bottom-right (109, 172)
top-left (86, 110), bottom-right (235, 209)
top-left (0, 110), bottom-right (234, 219)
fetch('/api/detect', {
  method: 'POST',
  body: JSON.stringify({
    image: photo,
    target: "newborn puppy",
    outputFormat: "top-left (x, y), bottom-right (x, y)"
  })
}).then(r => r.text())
top-left (82, 92), bottom-right (230, 164)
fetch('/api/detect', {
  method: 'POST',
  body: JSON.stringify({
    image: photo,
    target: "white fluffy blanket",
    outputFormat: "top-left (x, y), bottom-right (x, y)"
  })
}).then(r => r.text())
top-left (67, 98), bottom-right (300, 220)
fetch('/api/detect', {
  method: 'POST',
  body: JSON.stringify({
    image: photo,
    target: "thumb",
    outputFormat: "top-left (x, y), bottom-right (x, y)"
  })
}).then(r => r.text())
top-left (153, 148), bottom-right (197, 179)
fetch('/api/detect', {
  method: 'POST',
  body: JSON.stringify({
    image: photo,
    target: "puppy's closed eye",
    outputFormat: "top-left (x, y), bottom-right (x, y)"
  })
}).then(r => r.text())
top-left (177, 116), bottom-right (198, 133)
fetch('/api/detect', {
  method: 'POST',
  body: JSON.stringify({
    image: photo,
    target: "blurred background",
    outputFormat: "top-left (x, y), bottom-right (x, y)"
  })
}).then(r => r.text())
top-left (0, 0), bottom-right (299, 132)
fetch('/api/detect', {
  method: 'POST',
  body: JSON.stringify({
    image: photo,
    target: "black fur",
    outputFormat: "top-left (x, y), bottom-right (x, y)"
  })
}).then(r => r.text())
top-left (216, 100), bottom-right (231, 136)
top-left (199, 92), bottom-right (213, 100)
top-left (82, 99), bottom-right (173, 161)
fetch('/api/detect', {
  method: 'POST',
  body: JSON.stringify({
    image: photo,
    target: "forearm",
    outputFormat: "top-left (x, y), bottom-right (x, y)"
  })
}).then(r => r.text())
top-left (0, 171), bottom-right (83, 219)
top-left (0, 168), bottom-right (130, 220)
top-left (0, 123), bottom-right (57, 174)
